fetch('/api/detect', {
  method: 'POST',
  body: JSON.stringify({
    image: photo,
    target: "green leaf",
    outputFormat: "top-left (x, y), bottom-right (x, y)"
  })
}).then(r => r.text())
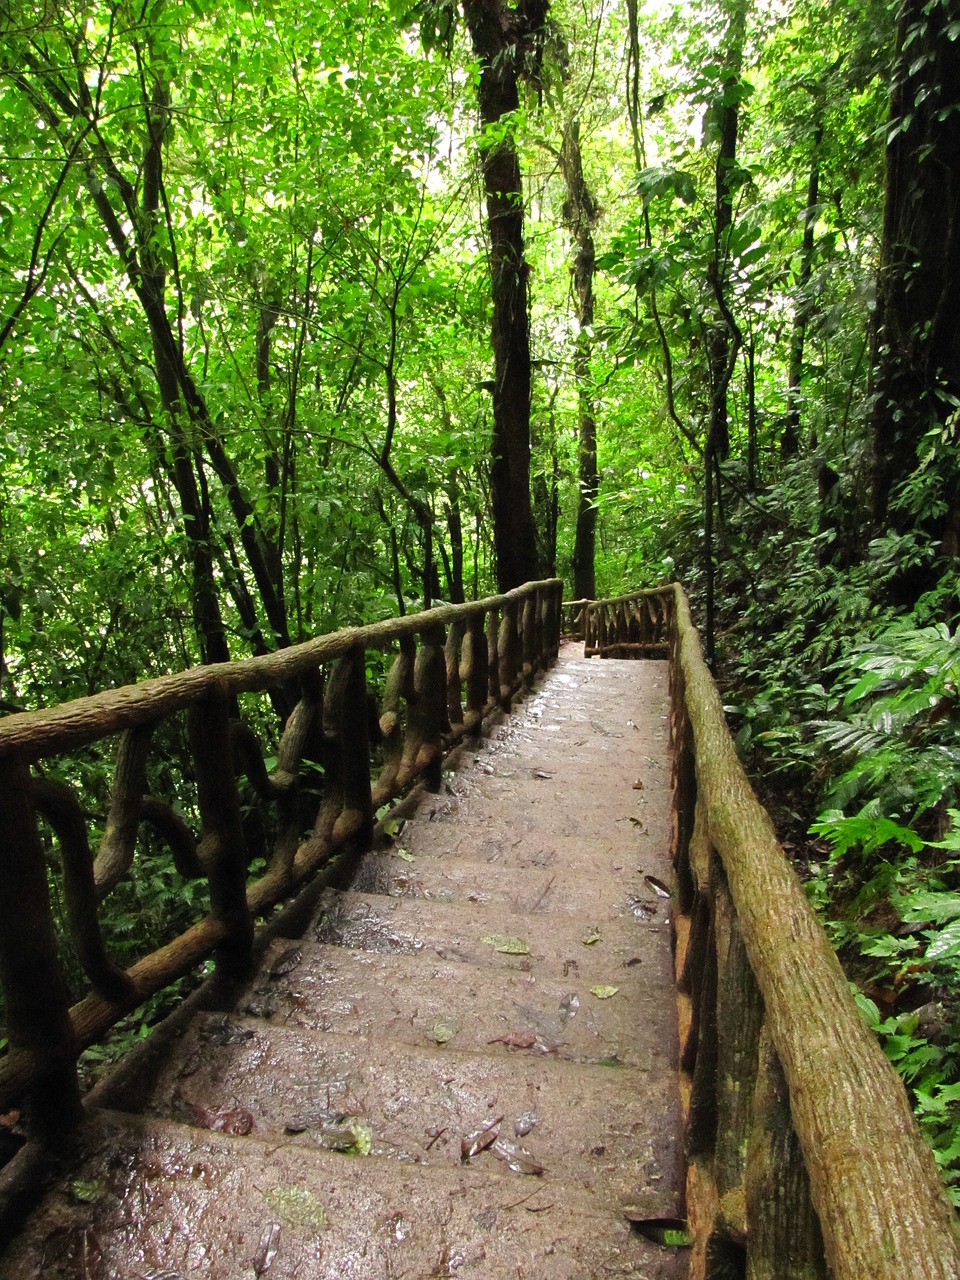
top-left (481, 934), bottom-right (529, 955)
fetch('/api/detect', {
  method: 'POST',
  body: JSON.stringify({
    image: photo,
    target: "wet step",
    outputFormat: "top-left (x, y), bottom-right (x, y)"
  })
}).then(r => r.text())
top-left (0, 1109), bottom-right (687, 1280)
top-left (144, 1015), bottom-right (684, 1211)
top-left (240, 937), bottom-right (675, 1069)
top-left (311, 887), bottom-right (674, 983)
top-left (351, 840), bottom-right (675, 920)
top-left (407, 759), bottom-right (672, 847)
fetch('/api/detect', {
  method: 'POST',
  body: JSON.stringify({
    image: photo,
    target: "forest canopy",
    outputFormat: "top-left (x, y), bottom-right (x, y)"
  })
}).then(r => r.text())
top-left (0, 0), bottom-right (911, 703)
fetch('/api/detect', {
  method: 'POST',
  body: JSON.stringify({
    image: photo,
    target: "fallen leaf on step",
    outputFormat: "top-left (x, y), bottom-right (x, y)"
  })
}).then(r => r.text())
top-left (589, 985), bottom-right (619, 1000)
top-left (487, 1031), bottom-right (536, 1049)
top-left (395, 847), bottom-right (416, 862)
top-left (514, 1111), bottom-right (537, 1137)
top-left (254, 1222), bottom-right (281, 1276)
top-left (262, 1186), bottom-right (327, 1228)
top-left (643, 874), bottom-right (671, 898)
top-left (461, 1115), bottom-right (503, 1161)
top-left (269, 947), bottom-right (302, 978)
top-left (481, 934), bottom-right (529, 955)
top-left (433, 1015), bottom-right (460, 1044)
top-left (70, 1178), bottom-right (109, 1204)
top-left (580, 927), bottom-right (602, 946)
top-left (558, 992), bottom-right (580, 1021)
top-left (492, 1138), bottom-right (544, 1175)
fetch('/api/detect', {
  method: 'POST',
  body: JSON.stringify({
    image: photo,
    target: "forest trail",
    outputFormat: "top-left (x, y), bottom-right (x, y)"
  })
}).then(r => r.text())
top-left (1, 647), bottom-right (687, 1279)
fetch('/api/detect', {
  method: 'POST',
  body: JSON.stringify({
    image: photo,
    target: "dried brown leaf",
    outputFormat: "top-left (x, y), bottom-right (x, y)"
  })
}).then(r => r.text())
top-left (492, 1138), bottom-right (544, 1175)
top-left (460, 1115), bottom-right (503, 1161)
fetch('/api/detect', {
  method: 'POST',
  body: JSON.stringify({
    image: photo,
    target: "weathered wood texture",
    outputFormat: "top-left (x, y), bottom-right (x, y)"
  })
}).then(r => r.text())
top-left (663, 583), bottom-right (960, 1280)
top-left (587, 582), bottom-right (960, 1278)
top-left (0, 580), bottom-right (562, 1132)
top-left (583, 588), bottom-right (670, 658)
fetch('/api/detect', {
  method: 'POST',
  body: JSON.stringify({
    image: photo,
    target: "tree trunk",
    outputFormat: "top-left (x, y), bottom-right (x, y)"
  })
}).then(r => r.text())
top-left (462, 0), bottom-right (545, 592)
top-left (560, 119), bottom-right (601, 600)
top-left (871, 0), bottom-right (960, 548)
top-left (703, 0), bottom-right (747, 667)
top-left (782, 124), bottom-right (823, 459)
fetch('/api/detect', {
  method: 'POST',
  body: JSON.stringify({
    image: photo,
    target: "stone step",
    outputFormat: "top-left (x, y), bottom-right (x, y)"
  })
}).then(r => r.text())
top-left (351, 840), bottom-right (675, 922)
top-left (239, 937), bottom-right (676, 1070)
top-left (1, 1109), bottom-right (688, 1280)
top-left (145, 1016), bottom-right (684, 1212)
top-left (310, 887), bottom-right (674, 984)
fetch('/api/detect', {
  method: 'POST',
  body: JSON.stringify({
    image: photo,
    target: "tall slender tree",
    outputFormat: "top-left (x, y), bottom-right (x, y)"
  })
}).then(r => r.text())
top-left (560, 118), bottom-right (601, 600)
top-left (461, 0), bottom-right (547, 591)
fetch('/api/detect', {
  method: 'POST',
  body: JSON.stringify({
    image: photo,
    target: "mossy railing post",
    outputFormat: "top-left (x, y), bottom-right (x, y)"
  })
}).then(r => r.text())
top-left (0, 755), bottom-right (82, 1142)
top-left (327, 645), bottom-right (374, 848)
top-left (375, 637), bottom-right (415, 805)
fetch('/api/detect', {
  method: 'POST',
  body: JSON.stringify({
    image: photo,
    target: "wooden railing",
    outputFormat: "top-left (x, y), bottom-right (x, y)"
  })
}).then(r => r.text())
top-left (583, 589), bottom-right (671, 657)
top-left (0, 580), bottom-right (562, 1144)
top-left (591, 585), bottom-right (960, 1280)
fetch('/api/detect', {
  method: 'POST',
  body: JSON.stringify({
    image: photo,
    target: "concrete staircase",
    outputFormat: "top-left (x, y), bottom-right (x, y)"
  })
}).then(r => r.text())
top-left (1, 650), bottom-right (687, 1279)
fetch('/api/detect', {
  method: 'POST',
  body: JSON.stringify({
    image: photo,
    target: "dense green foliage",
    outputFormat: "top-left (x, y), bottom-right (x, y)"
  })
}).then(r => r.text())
top-left (3, 0), bottom-right (960, 1200)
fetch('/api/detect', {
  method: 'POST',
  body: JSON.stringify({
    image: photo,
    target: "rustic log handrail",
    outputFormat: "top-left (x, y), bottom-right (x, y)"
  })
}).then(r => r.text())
top-left (0, 580), bottom-right (563, 1142)
top-left (587, 584), bottom-right (960, 1279)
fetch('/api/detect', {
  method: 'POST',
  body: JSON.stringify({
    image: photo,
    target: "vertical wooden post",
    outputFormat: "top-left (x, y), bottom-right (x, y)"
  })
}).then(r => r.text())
top-left (713, 876), bottom-right (764, 1241)
top-left (405, 624), bottom-right (448, 791)
top-left (686, 899), bottom-right (719, 1160)
top-left (188, 690), bottom-right (254, 983)
top-left (374, 637), bottom-right (416, 804)
top-left (326, 645), bottom-right (373, 847)
top-left (267, 669), bottom-right (323, 893)
top-left (521, 593), bottom-right (537, 684)
top-left (462, 614), bottom-right (488, 735)
top-left (671, 702), bottom-right (697, 915)
top-left (745, 1025), bottom-right (827, 1279)
top-left (445, 619), bottom-right (466, 729)
top-left (498, 599), bottom-right (520, 709)
top-left (546, 582), bottom-right (561, 661)
top-left (0, 755), bottom-right (82, 1141)
top-left (486, 609), bottom-right (502, 709)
